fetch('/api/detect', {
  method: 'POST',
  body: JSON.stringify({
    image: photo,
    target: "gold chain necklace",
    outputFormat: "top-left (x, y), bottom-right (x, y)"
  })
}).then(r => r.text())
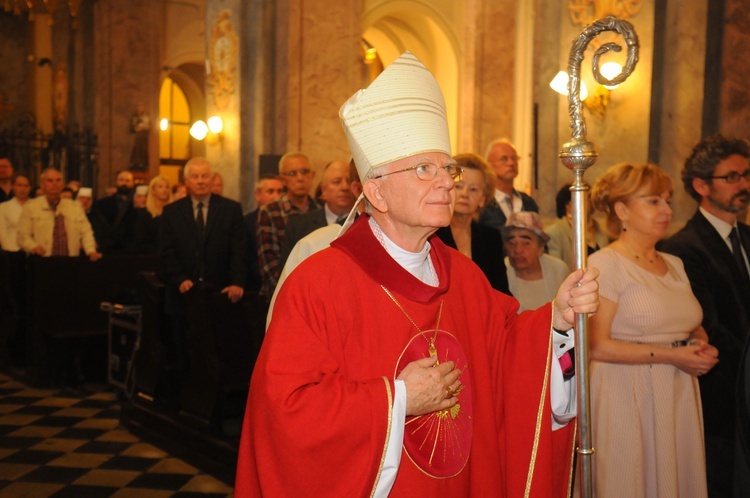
top-left (382, 285), bottom-right (444, 359)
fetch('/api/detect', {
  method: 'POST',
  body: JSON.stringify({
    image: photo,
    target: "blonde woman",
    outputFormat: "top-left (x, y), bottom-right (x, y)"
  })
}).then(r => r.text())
top-left (135, 176), bottom-right (172, 254)
top-left (435, 153), bottom-right (510, 294)
top-left (588, 163), bottom-right (718, 497)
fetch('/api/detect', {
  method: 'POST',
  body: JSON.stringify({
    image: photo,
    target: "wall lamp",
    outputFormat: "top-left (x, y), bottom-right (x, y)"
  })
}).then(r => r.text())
top-left (550, 62), bottom-right (623, 120)
top-left (189, 116), bottom-right (224, 144)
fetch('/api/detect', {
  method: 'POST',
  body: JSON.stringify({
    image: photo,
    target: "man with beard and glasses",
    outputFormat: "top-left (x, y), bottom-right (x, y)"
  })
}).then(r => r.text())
top-left (94, 169), bottom-right (139, 253)
top-left (661, 134), bottom-right (750, 498)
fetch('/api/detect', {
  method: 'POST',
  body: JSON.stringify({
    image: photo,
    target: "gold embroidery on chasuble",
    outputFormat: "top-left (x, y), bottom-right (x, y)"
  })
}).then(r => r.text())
top-left (395, 330), bottom-right (473, 478)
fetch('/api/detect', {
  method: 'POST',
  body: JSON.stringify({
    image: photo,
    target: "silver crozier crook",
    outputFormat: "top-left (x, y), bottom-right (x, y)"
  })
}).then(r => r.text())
top-left (558, 16), bottom-right (639, 498)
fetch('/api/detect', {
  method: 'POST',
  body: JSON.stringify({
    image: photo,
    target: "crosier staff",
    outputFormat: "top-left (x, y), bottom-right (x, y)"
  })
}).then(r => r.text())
top-left (558, 16), bottom-right (639, 498)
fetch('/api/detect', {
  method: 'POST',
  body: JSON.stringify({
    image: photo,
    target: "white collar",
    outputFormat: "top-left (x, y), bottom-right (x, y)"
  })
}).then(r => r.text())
top-left (700, 206), bottom-right (736, 240)
top-left (368, 217), bottom-right (438, 286)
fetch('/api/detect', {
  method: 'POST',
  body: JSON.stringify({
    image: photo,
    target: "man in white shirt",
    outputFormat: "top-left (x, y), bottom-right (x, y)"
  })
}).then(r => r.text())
top-left (17, 169), bottom-right (100, 261)
top-left (0, 174), bottom-right (31, 252)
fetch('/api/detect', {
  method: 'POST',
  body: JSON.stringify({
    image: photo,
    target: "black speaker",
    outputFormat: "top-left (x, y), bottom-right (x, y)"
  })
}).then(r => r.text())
top-left (258, 154), bottom-right (282, 178)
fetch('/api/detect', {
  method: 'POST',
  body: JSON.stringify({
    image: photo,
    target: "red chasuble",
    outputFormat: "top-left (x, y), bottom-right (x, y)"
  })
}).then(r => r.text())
top-left (235, 215), bottom-right (575, 497)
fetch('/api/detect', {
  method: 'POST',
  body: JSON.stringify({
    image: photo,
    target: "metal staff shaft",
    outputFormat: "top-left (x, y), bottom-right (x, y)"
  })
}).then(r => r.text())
top-left (558, 16), bottom-right (639, 498)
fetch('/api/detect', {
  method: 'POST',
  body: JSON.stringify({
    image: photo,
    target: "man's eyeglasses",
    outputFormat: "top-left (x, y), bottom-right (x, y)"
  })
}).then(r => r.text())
top-left (493, 155), bottom-right (520, 164)
top-left (375, 162), bottom-right (464, 181)
top-left (281, 168), bottom-right (312, 177)
top-left (706, 170), bottom-right (750, 184)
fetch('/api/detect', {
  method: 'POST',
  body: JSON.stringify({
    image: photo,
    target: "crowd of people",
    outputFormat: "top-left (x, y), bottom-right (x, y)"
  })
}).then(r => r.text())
top-left (0, 51), bottom-right (749, 497)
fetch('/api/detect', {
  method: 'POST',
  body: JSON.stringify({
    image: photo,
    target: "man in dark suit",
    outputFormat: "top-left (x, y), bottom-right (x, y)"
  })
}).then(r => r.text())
top-left (280, 160), bottom-right (354, 266)
top-left (94, 169), bottom-right (138, 253)
top-left (159, 157), bottom-right (247, 374)
top-left (661, 134), bottom-right (750, 498)
top-left (478, 138), bottom-right (538, 231)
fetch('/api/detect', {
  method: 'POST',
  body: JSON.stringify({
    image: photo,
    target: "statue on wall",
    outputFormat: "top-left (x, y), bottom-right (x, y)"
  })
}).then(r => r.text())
top-left (129, 103), bottom-right (150, 171)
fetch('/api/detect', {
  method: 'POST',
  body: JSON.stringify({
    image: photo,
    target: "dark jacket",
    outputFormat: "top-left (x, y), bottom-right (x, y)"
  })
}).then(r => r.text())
top-left (280, 209), bottom-right (328, 268)
top-left (94, 193), bottom-right (138, 253)
top-left (159, 195), bottom-right (247, 313)
top-left (661, 210), bottom-right (750, 439)
top-left (435, 223), bottom-right (510, 295)
top-left (478, 192), bottom-right (539, 231)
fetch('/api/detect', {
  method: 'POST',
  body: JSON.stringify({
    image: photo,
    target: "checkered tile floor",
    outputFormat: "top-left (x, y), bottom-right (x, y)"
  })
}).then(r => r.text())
top-left (0, 372), bottom-right (233, 497)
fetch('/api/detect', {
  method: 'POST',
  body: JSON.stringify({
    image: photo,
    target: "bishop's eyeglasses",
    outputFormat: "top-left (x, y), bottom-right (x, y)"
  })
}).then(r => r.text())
top-left (706, 170), bottom-right (750, 184)
top-left (375, 162), bottom-right (464, 181)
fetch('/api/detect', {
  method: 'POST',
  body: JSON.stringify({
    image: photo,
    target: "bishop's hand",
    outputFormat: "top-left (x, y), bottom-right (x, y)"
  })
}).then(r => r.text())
top-left (397, 356), bottom-right (461, 417)
top-left (553, 266), bottom-right (600, 330)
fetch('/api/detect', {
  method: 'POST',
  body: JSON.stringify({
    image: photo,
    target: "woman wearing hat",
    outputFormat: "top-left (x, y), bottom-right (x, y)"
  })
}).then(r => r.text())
top-left (501, 211), bottom-right (570, 312)
top-left (588, 162), bottom-right (717, 497)
top-left (435, 153), bottom-right (510, 294)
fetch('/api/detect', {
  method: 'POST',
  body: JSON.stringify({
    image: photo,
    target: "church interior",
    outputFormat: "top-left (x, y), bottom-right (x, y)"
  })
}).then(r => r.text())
top-left (0, 0), bottom-right (748, 495)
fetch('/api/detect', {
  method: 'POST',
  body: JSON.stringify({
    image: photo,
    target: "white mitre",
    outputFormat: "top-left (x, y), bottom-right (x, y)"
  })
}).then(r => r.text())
top-left (339, 51), bottom-right (451, 182)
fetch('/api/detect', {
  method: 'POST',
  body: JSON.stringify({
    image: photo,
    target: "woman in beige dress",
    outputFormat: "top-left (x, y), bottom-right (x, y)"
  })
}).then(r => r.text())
top-left (588, 163), bottom-right (719, 497)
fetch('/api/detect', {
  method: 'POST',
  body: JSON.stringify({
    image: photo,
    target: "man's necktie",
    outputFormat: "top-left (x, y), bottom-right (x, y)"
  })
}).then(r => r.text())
top-left (729, 227), bottom-right (750, 284)
top-left (51, 213), bottom-right (68, 256)
top-left (505, 196), bottom-right (514, 214)
top-left (196, 202), bottom-right (205, 238)
top-left (335, 215), bottom-right (346, 226)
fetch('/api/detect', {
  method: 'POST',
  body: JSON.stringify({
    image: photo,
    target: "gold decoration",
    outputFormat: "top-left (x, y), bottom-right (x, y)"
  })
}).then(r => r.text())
top-left (568, 0), bottom-right (643, 28)
top-left (207, 10), bottom-right (239, 110)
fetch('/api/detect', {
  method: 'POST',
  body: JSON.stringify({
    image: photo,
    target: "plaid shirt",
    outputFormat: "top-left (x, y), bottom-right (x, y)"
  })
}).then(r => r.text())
top-left (257, 194), bottom-right (321, 298)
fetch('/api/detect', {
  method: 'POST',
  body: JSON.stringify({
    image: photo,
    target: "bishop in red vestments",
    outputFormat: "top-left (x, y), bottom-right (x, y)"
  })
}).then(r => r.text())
top-left (235, 51), bottom-right (599, 497)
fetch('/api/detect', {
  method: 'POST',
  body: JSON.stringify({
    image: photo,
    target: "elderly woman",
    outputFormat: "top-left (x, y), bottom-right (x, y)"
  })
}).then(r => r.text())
top-left (134, 175), bottom-right (172, 254)
top-left (502, 212), bottom-right (569, 312)
top-left (435, 153), bottom-right (509, 294)
top-left (588, 163), bottom-right (718, 497)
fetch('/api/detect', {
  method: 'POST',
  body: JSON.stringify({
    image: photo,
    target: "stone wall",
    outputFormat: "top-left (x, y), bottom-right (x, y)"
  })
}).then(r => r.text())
top-left (721, 0), bottom-right (750, 139)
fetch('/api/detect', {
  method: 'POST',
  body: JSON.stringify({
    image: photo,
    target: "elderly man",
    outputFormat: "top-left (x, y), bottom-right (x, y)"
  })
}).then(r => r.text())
top-left (661, 134), bottom-right (750, 497)
top-left (244, 175), bottom-right (284, 295)
top-left (17, 169), bottom-right (100, 261)
top-left (159, 157), bottom-right (246, 376)
top-left (159, 157), bottom-right (246, 305)
top-left (280, 160), bottom-right (354, 265)
top-left (479, 138), bottom-right (539, 230)
top-left (236, 52), bottom-right (598, 497)
top-left (256, 152), bottom-right (321, 300)
top-left (503, 212), bottom-right (570, 312)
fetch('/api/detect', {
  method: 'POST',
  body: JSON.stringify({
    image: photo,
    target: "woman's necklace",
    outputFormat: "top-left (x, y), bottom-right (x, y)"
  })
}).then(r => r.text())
top-left (382, 285), bottom-right (444, 358)
top-left (619, 240), bottom-right (660, 264)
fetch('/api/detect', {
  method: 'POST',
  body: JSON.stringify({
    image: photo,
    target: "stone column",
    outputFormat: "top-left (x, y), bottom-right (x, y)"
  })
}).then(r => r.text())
top-left (275, 0), bottom-right (364, 174)
top-left (656, 0), bottom-right (708, 225)
top-left (473, 0), bottom-right (516, 154)
top-left (93, 0), bottom-right (162, 193)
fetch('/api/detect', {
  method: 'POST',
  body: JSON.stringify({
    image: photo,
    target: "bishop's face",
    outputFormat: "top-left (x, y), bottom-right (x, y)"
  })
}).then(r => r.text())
top-left (375, 151), bottom-right (456, 238)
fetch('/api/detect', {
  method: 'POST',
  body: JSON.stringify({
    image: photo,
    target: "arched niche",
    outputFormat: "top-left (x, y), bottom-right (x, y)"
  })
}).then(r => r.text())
top-left (362, 1), bottom-right (460, 153)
